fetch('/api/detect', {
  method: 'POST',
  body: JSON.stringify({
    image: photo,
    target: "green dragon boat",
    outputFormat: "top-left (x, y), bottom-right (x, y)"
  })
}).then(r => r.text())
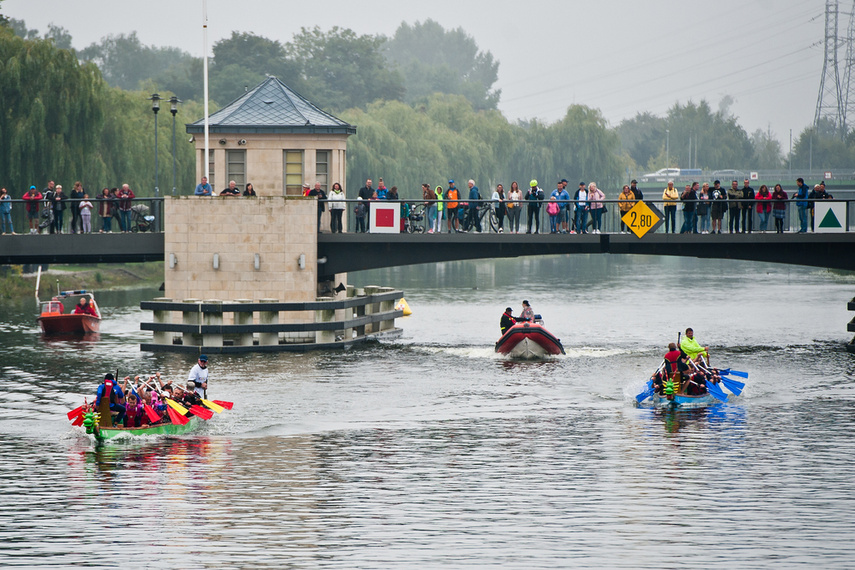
top-left (91, 416), bottom-right (201, 441)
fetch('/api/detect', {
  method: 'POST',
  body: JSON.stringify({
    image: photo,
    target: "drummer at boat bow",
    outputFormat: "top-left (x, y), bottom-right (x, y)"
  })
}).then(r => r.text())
top-left (188, 355), bottom-right (209, 398)
top-left (95, 373), bottom-right (125, 424)
top-left (500, 307), bottom-right (517, 334)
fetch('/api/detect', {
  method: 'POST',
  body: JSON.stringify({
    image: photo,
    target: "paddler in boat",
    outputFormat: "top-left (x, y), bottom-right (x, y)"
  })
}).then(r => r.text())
top-left (500, 307), bottom-right (517, 334)
top-left (679, 327), bottom-right (710, 364)
top-left (94, 373), bottom-right (125, 426)
top-left (519, 300), bottom-right (534, 322)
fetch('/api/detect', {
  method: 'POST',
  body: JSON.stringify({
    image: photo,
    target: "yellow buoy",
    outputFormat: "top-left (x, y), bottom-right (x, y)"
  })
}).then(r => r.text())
top-left (395, 297), bottom-right (412, 316)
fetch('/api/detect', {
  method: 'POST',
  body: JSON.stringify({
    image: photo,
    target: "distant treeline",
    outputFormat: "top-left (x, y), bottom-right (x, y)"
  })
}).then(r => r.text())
top-left (1, 16), bottom-right (851, 199)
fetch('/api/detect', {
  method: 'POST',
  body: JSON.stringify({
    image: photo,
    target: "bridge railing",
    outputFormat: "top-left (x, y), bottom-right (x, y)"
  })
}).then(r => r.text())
top-left (2, 197), bottom-right (164, 235)
top-left (332, 198), bottom-right (852, 235)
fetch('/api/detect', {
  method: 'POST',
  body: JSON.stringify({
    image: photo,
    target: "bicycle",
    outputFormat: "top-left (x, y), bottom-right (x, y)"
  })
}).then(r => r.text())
top-left (477, 202), bottom-right (499, 233)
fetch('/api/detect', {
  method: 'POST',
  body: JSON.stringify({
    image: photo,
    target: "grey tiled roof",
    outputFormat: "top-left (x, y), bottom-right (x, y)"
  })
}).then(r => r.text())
top-left (187, 77), bottom-right (356, 135)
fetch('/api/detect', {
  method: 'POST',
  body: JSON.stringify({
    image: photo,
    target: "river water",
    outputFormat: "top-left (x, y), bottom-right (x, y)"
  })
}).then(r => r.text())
top-left (1, 255), bottom-right (854, 568)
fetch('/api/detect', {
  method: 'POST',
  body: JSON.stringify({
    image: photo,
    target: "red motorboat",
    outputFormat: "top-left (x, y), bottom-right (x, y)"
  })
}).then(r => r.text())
top-left (495, 321), bottom-right (565, 359)
top-left (38, 290), bottom-right (101, 334)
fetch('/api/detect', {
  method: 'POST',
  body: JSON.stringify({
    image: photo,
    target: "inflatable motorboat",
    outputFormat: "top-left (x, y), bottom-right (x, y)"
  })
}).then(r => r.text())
top-left (495, 320), bottom-right (564, 359)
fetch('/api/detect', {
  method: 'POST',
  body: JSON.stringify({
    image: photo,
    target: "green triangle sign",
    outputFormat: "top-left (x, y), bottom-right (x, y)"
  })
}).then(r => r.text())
top-left (819, 208), bottom-right (842, 228)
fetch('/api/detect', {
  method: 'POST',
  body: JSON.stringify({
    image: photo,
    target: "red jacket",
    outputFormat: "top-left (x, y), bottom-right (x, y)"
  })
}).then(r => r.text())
top-left (117, 188), bottom-right (135, 211)
top-left (23, 190), bottom-right (42, 212)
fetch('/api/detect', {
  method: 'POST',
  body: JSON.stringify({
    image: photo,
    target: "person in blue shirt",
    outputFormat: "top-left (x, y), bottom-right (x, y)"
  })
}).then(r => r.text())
top-left (466, 179), bottom-right (482, 232)
top-left (793, 177), bottom-right (810, 233)
top-left (194, 176), bottom-right (212, 196)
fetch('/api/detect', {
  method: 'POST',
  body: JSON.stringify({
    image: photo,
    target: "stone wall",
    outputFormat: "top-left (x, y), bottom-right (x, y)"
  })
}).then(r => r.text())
top-left (163, 196), bottom-right (318, 310)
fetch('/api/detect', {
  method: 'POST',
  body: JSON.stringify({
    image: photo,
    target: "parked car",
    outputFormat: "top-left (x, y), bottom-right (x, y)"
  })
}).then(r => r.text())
top-left (711, 169), bottom-right (747, 182)
top-left (640, 168), bottom-right (681, 182)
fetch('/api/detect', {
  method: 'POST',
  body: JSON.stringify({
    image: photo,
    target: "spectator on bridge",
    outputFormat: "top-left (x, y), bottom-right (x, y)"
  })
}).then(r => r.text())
top-left (79, 194), bottom-right (94, 234)
top-left (354, 197), bottom-right (366, 233)
top-left (328, 182), bottom-right (345, 233)
top-left (727, 180), bottom-right (742, 234)
top-left (741, 179), bottom-right (755, 234)
top-left (0, 188), bottom-right (14, 235)
top-left (194, 176), bottom-right (212, 196)
top-left (618, 185), bottom-right (634, 233)
top-left (588, 182), bottom-right (605, 234)
top-left (547, 196), bottom-right (560, 233)
top-left (308, 182), bottom-right (327, 233)
top-left (243, 183), bottom-right (256, 197)
top-left (680, 183), bottom-right (697, 234)
top-left (376, 179), bottom-right (388, 200)
top-left (466, 180), bottom-right (481, 233)
top-left (550, 180), bottom-right (568, 234)
top-left (70, 181), bottom-right (85, 234)
top-left (23, 185), bottom-right (42, 234)
top-left (771, 184), bottom-right (788, 233)
top-left (98, 188), bottom-right (114, 233)
top-left (629, 179), bottom-right (643, 200)
top-left (697, 183), bottom-right (711, 234)
top-left (526, 180), bottom-right (544, 234)
top-left (220, 180), bottom-right (241, 196)
top-left (52, 184), bottom-right (67, 234)
top-left (434, 185), bottom-right (444, 233)
top-left (755, 185), bottom-right (772, 232)
top-left (793, 178), bottom-right (810, 233)
top-left (807, 183), bottom-right (832, 231)
top-left (422, 184), bottom-right (436, 233)
top-left (710, 180), bottom-right (727, 234)
top-left (507, 182), bottom-right (522, 234)
top-left (446, 180), bottom-right (460, 233)
top-left (493, 184), bottom-right (506, 233)
top-left (573, 182), bottom-right (588, 234)
top-left (661, 180), bottom-right (678, 233)
top-left (117, 184), bottom-right (135, 233)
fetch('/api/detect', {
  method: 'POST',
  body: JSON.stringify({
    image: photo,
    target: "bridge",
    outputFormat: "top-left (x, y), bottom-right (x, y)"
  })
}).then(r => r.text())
top-left (3, 231), bottom-right (855, 274)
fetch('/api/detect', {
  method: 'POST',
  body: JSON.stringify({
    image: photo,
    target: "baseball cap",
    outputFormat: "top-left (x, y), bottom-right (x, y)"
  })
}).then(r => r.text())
top-left (199, 354), bottom-right (208, 362)
top-left (448, 179), bottom-right (455, 184)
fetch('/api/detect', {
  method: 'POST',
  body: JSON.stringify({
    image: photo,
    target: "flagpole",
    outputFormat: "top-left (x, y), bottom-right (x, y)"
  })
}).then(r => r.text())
top-left (202, 0), bottom-right (210, 183)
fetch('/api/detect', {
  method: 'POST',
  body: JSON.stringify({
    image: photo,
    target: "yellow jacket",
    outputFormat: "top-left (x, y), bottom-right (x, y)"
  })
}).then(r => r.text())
top-left (619, 189), bottom-right (635, 212)
top-left (680, 336), bottom-right (707, 360)
top-left (662, 186), bottom-right (679, 203)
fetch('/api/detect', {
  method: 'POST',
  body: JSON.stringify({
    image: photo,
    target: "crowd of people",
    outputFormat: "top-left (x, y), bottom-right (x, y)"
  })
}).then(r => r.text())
top-left (92, 355), bottom-right (209, 429)
top-left (2, 180), bottom-right (143, 235)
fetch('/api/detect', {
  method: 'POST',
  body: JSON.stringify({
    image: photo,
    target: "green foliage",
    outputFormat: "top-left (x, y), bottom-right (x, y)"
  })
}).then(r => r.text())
top-left (750, 129), bottom-right (784, 169)
top-left (617, 112), bottom-right (667, 170)
top-left (210, 31), bottom-right (303, 105)
top-left (341, 96), bottom-right (623, 200)
top-left (663, 100), bottom-right (754, 170)
top-left (384, 19), bottom-right (500, 111)
top-left (0, 29), bottom-right (198, 197)
top-left (790, 126), bottom-right (854, 170)
top-left (287, 26), bottom-right (405, 112)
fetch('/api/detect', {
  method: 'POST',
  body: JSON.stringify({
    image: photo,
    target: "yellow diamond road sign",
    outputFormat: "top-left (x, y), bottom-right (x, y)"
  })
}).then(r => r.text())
top-left (621, 201), bottom-right (664, 238)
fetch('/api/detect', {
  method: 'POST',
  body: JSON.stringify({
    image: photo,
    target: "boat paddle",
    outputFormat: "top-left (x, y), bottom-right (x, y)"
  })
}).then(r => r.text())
top-left (688, 359), bottom-right (727, 402)
top-left (719, 368), bottom-right (749, 379)
top-left (635, 362), bottom-right (666, 403)
top-left (698, 358), bottom-right (745, 396)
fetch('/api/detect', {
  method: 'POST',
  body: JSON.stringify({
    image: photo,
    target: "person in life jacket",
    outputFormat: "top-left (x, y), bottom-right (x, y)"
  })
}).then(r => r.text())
top-left (679, 327), bottom-right (709, 364)
top-left (446, 180), bottom-right (460, 233)
top-left (519, 300), bottom-right (534, 322)
top-left (500, 307), bottom-right (517, 334)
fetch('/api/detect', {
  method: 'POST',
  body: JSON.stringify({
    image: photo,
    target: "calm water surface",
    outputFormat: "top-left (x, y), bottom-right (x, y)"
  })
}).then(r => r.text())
top-left (1, 255), bottom-right (854, 568)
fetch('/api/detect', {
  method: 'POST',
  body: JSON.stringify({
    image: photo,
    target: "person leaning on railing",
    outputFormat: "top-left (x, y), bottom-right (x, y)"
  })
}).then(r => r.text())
top-left (618, 185), bottom-right (633, 234)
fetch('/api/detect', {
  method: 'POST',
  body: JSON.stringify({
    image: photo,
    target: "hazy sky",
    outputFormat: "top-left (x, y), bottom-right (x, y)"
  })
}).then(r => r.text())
top-left (5, 0), bottom-right (828, 149)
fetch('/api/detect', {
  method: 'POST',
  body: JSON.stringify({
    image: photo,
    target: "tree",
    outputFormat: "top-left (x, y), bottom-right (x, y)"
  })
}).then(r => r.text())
top-left (287, 26), bottom-right (404, 111)
top-left (751, 128), bottom-right (784, 170)
top-left (384, 19), bottom-right (500, 111)
top-left (210, 31), bottom-right (303, 104)
top-left (617, 112), bottom-right (667, 171)
top-left (790, 125), bottom-right (854, 170)
top-left (663, 100), bottom-right (753, 170)
top-left (78, 32), bottom-right (197, 93)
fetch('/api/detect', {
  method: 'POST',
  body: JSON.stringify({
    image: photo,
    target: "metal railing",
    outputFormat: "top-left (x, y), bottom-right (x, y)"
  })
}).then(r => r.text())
top-left (1, 197), bottom-right (163, 235)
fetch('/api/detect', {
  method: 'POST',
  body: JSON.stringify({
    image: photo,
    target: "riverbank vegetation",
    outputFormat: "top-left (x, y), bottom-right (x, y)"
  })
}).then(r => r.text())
top-left (0, 262), bottom-right (163, 300)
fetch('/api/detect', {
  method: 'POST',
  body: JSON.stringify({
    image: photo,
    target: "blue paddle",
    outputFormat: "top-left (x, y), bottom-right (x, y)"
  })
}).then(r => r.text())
top-left (636, 379), bottom-right (654, 403)
top-left (705, 379), bottom-right (729, 402)
top-left (720, 368), bottom-right (748, 379)
top-left (719, 375), bottom-right (745, 396)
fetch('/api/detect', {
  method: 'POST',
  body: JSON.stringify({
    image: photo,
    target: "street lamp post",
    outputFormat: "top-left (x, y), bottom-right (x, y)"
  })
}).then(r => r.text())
top-left (665, 129), bottom-right (670, 168)
top-left (170, 96), bottom-right (181, 196)
top-left (149, 93), bottom-right (160, 232)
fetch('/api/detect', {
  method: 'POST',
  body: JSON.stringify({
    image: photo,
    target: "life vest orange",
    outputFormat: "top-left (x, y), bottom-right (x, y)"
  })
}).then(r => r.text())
top-left (447, 188), bottom-right (458, 209)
